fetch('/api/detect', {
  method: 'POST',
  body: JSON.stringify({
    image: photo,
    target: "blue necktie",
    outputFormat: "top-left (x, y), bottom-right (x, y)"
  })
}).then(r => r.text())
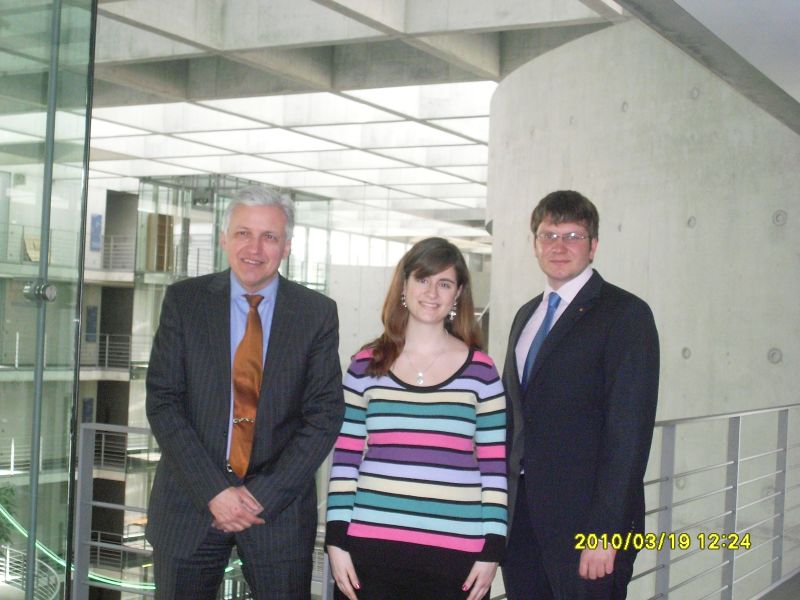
top-left (521, 292), bottom-right (561, 389)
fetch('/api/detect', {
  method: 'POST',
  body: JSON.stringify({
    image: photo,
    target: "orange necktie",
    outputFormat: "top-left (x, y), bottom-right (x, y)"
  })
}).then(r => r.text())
top-left (229, 294), bottom-right (263, 478)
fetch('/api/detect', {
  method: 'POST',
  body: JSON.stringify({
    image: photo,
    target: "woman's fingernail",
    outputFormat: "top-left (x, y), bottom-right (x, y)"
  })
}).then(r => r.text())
top-left (354, 583), bottom-right (360, 589)
top-left (462, 584), bottom-right (469, 591)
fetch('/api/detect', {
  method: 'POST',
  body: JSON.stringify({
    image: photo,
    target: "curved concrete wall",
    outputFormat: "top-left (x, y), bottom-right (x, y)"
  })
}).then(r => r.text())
top-left (488, 20), bottom-right (800, 420)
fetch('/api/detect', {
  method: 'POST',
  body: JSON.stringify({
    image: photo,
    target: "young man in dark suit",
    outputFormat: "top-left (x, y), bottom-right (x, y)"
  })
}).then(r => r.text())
top-left (502, 190), bottom-right (660, 599)
top-left (145, 186), bottom-right (344, 599)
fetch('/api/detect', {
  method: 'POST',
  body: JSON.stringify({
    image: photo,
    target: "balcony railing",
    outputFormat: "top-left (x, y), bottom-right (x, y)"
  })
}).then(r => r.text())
top-left (71, 405), bottom-right (800, 600)
top-left (1, 544), bottom-right (61, 600)
top-left (0, 332), bottom-right (153, 370)
top-left (102, 235), bottom-right (135, 271)
top-left (183, 237), bottom-right (215, 277)
top-left (0, 224), bottom-right (79, 267)
top-left (0, 434), bottom-right (69, 475)
top-left (80, 333), bottom-right (143, 370)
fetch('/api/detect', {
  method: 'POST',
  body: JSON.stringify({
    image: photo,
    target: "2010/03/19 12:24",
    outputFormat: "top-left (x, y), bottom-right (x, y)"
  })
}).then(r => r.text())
top-left (574, 531), bottom-right (752, 551)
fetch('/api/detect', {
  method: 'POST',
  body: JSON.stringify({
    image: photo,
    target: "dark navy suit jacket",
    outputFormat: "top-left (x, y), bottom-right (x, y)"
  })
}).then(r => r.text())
top-left (503, 270), bottom-right (659, 578)
top-left (145, 271), bottom-right (344, 559)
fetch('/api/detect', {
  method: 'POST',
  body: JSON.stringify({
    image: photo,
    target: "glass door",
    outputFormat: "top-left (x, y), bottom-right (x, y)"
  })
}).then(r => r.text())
top-left (0, 0), bottom-right (95, 598)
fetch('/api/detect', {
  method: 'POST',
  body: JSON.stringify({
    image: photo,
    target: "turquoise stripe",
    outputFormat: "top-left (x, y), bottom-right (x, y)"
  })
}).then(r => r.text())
top-left (367, 416), bottom-right (475, 436)
top-left (327, 495), bottom-right (355, 508)
top-left (368, 401), bottom-right (474, 419)
top-left (482, 506), bottom-right (508, 521)
top-left (356, 490), bottom-right (481, 519)
top-left (352, 507), bottom-right (483, 537)
top-left (476, 413), bottom-right (505, 428)
top-left (344, 405), bottom-right (367, 420)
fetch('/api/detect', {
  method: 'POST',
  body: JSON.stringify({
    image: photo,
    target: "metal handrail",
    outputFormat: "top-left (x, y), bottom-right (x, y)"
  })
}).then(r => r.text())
top-left (2, 331), bottom-right (153, 370)
top-left (102, 235), bottom-right (135, 270)
top-left (1, 544), bottom-right (61, 600)
top-left (71, 403), bottom-right (800, 600)
top-left (631, 403), bottom-right (800, 600)
top-left (0, 434), bottom-right (70, 474)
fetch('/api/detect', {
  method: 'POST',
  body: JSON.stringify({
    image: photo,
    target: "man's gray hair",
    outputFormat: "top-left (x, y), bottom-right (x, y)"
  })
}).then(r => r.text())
top-left (221, 185), bottom-right (295, 239)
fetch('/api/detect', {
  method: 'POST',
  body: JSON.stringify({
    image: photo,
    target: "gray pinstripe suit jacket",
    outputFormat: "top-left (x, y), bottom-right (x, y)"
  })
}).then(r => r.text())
top-left (145, 270), bottom-right (344, 559)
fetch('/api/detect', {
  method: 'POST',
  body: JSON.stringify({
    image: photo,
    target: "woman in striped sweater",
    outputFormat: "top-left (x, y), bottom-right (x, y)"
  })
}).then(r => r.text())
top-left (326, 237), bottom-right (508, 600)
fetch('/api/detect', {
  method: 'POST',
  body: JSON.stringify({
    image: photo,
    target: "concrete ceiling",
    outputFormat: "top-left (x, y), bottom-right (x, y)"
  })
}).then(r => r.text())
top-left (1, 0), bottom-right (797, 254)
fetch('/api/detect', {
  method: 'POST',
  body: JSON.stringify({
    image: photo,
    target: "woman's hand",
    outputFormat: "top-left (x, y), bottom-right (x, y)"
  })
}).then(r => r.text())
top-left (462, 560), bottom-right (497, 600)
top-left (327, 545), bottom-right (360, 600)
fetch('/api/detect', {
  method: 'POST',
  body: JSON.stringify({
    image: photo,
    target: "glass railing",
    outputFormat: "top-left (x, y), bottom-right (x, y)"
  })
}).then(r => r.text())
top-left (0, 224), bottom-right (79, 268)
top-left (0, 434), bottom-right (70, 475)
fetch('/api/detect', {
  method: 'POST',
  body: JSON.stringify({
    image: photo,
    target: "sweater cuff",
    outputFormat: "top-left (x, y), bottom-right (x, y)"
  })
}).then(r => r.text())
top-left (324, 521), bottom-right (350, 551)
top-left (478, 534), bottom-right (506, 562)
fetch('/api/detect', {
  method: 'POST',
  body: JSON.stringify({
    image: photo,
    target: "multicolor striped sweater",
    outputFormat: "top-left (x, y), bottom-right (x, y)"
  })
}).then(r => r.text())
top-left (325, 348), bottom-right (508, 573)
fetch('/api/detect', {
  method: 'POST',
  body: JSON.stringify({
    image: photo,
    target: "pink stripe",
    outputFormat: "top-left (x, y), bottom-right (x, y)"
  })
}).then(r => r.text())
top-left (335, 436), bottom-right (365, 451)
top-left (471, 351), bottom-right (493, 366)
top-left (348, 523), bottom-right (485, 553)
top-left (353, 348), bottom-right (373, 360)
top-left (368, 431), bottom-right (473, 451)
top-left (476, 445), bottom-right (505, 459)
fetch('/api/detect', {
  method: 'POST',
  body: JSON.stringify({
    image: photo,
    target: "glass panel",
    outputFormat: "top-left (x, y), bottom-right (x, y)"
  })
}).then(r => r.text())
top-left (0, 1), bottom-right (94, 598)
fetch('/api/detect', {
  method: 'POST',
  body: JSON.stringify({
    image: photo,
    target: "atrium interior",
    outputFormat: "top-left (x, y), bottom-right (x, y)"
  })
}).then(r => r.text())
top-left (0, 1), bottom-right (799, 598)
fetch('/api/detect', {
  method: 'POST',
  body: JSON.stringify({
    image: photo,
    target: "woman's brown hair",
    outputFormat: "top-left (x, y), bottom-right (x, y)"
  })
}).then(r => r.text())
top-left (364, 237), bottom-right (482, 376)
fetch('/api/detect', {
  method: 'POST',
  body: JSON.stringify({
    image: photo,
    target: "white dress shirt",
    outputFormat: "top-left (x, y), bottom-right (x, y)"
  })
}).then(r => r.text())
top-left (515, 266), bottom-right (594, 381)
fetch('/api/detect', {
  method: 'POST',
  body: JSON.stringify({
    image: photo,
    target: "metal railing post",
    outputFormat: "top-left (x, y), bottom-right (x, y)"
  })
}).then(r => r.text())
top-left (655, 424), bottom-right (676, 598)
top-left (721, 416), bottom-right (741, 600)
top-left (72, 424), bottom-right (96, 600)
top-left (14, 331), bottom-right (19, 368)
top-left (772, 409), bottom-right (789, 583)
top-left (321, 554), bottom-right (334, 600)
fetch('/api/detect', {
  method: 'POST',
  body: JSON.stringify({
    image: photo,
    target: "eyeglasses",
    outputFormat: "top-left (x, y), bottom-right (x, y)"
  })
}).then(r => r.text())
top-left (535, 232), bottom-right (591, 245)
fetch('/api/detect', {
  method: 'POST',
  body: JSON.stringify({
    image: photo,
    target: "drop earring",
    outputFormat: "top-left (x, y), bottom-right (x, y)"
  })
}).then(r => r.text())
top-left (401, 293), bottom-right (407, 309)
top-left (448, 301), bottom-right (457, 321)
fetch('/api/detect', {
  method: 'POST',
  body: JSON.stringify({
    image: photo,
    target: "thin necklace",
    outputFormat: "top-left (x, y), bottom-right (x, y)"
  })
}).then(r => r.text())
top-left (404, 333), bottom-right (449, 385)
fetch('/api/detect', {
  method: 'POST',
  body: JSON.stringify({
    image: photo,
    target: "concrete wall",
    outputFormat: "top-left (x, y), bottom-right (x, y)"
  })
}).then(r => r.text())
top-left (488, 20), bottom-right (800, 421)
top-left (328, 264), bottom-right (394, 368)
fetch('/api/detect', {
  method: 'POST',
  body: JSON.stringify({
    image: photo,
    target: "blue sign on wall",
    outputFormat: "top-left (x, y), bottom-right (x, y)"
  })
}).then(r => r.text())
top-left (90, 213), bottom-right (102, 251)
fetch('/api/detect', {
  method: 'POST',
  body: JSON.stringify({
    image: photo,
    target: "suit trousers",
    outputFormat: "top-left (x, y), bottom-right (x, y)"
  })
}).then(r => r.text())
top-left (153, 525), bottom-right (312, 600)
top-left (503, 476), bottom-right (636, 600)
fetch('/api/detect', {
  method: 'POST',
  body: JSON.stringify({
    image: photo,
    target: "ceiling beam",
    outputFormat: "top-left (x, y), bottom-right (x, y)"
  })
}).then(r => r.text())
top-left (500, 23), bottom-right (611, 76)
top-left (94, 60), bottom-right (189, 102)
top-left (231, 47), bottom-right (334, 90)
top-left (408, 32), bottom-right (500, 80)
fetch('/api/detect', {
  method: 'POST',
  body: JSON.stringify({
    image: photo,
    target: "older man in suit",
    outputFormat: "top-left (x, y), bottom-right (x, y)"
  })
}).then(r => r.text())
top-left (501, 190), bottom-right (659, 599)
top-left (145, 186), bottom-right (344, 599)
